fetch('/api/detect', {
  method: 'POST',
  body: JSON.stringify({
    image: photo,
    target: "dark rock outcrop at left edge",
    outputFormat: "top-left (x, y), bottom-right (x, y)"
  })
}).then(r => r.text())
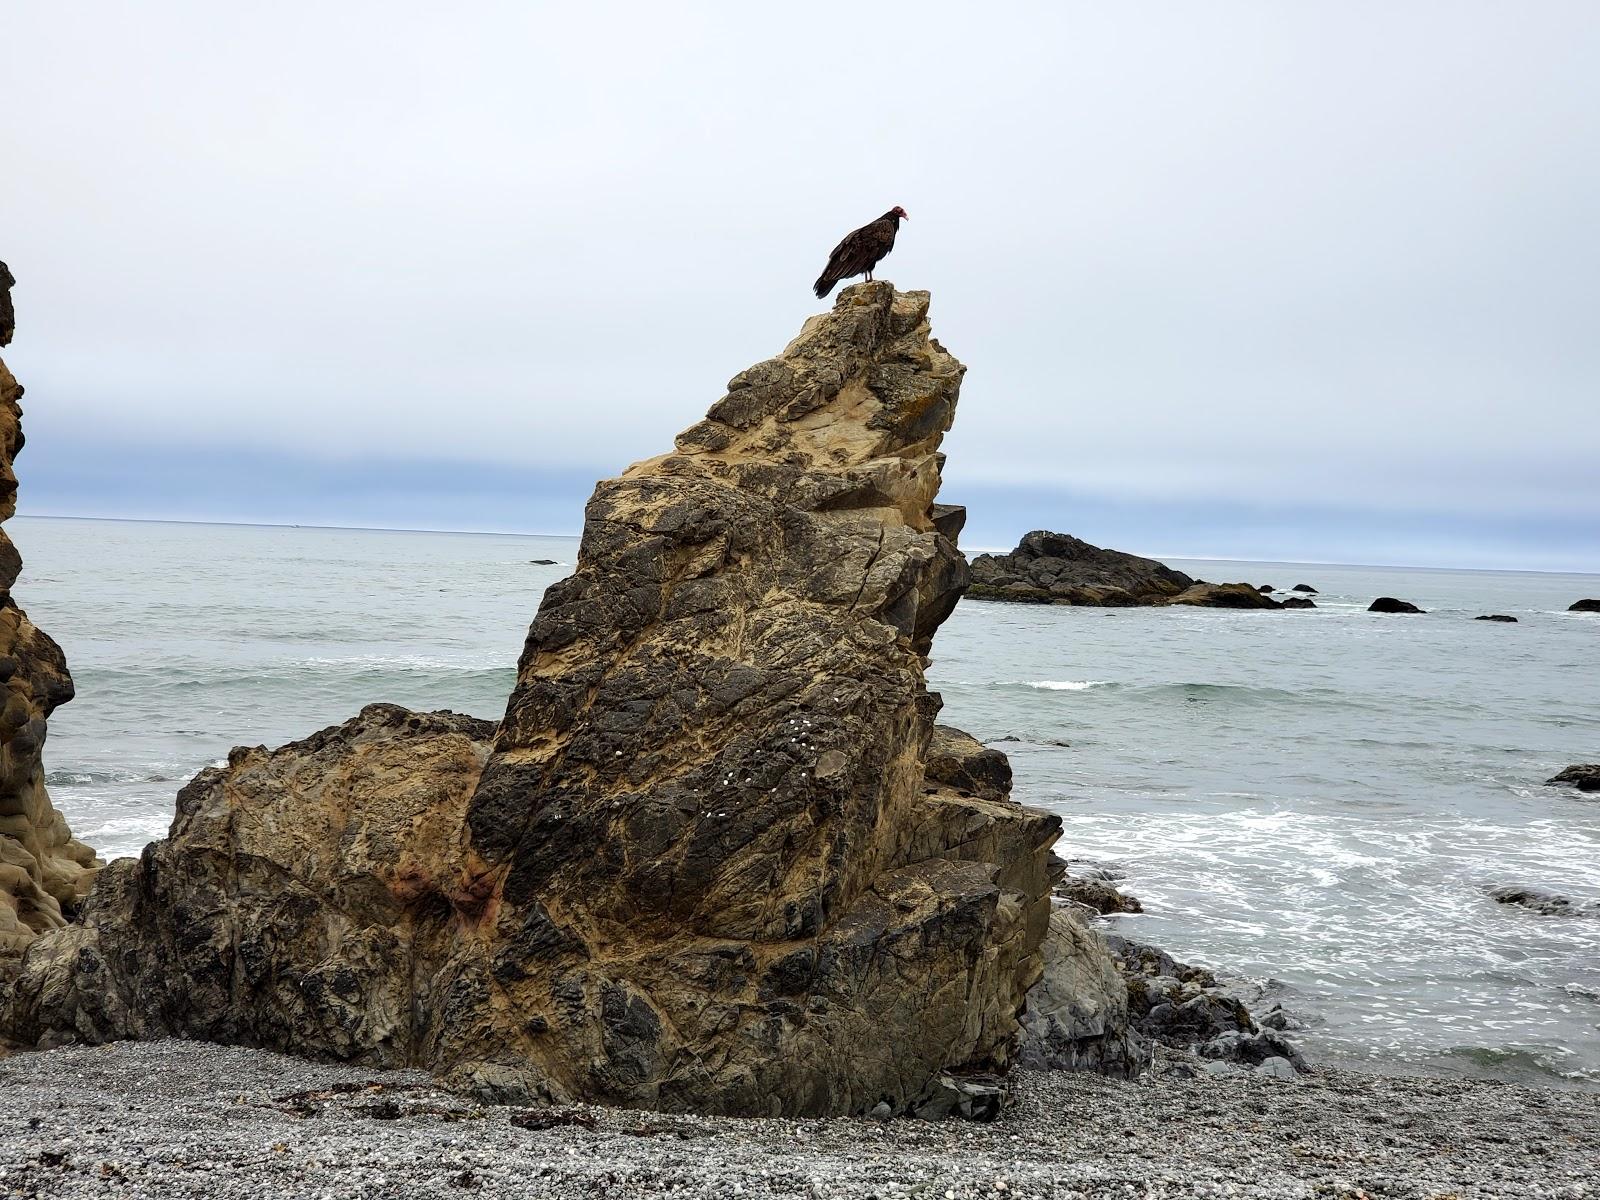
top-left (0, 264), bottom-right (101, 968)
top-left (7, 283), bottom-right (1128, 1118)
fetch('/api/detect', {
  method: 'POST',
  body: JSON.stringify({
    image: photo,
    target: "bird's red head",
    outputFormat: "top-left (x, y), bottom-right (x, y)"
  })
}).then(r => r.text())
top-left (891, 205), bottom-right (909, 220)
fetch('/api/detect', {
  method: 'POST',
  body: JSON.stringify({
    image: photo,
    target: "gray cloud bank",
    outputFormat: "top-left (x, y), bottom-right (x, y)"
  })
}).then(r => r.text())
top-left (5, 2), bottom-right (1598, 569)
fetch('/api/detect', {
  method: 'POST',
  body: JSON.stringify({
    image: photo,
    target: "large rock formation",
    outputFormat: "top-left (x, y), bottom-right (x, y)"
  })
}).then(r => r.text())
top-left (0, 264), bottom-right (100, 967)
top-left (966, 532), bottom-right (1281, 609)
top-left (968, 531), bottom-right (1194, 605)
top-left (9, 283), bottom-right (1083, 1117)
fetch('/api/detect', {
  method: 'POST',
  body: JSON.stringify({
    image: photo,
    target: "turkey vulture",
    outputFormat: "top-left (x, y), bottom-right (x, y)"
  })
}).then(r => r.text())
top-left (812, 207), bottom-right (908, 298)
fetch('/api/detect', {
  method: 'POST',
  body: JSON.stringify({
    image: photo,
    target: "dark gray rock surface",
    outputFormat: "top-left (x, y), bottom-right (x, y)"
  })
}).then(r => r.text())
top-left (1369, 597), bottom-right (1425, 614)
top-left (1548, 764), bottom-right (1600, 792)
top-left (1053, 875), bottom-right (1144, 914)
top-left (1101, 934), bottom-right (1313, 1074)
top-left (1488, 885), bottom-right (1600, 917)
top-left (966, 531), bottom-right (1194, 606)
top-left (1167, 582), bottom-right (1284, 609)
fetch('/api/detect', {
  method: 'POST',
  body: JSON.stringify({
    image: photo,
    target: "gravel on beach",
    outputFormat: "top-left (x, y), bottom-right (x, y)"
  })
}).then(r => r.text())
top-left (0, 1041), bottom-right (1595, 1199)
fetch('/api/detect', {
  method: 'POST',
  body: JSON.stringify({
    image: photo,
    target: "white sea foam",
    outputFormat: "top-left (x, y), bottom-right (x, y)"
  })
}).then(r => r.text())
top-left (1024, 680), bottom-right (1109, 691)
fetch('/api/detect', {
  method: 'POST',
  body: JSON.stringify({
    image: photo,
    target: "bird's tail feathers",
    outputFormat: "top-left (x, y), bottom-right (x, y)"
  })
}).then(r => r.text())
top-left (813, 275), bottom-right (835, 299)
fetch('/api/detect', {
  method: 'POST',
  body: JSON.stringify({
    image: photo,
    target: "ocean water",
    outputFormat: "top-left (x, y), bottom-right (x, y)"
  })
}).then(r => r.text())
top-left (15, 516), bottom-right (1600, 1087)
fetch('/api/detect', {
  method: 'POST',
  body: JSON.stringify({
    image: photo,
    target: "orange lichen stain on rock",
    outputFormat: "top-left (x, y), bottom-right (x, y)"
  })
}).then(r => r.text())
top-left (387, 866), bottom-right (436, 907)
top-left (450, 857), bottom-right (505, 928)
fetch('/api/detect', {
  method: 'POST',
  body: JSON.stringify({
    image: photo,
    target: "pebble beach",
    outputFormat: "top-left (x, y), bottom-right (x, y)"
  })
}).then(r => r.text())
top-left (1, 1041), bottom-right (1595, 1199)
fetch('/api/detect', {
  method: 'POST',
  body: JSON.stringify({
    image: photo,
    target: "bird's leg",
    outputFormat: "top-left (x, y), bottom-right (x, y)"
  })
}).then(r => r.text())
top-left (866, 269), bottom-right (873, 281)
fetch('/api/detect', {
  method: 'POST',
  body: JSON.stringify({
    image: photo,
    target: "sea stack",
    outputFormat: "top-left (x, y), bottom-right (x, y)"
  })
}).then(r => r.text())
top-left (1369, 597), bottom-right (1425, 614)
top-left (7, 283), bottom-right (1115, 1116)
top-left (966, 531), bottom-right (1194, 605)
top-left (0, 264), bottom-right (101, 967)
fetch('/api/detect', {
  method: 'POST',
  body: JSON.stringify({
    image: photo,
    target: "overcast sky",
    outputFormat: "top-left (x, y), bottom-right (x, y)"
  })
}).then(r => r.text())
top-left (5, 2), bottom-right (1598, 568)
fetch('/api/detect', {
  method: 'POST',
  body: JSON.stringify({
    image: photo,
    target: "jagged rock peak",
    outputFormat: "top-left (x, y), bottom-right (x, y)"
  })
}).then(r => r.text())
top-left (462, 281), bottom-right (1052, 1111)
top-left (9, 284), bottom-right (1078, 1119)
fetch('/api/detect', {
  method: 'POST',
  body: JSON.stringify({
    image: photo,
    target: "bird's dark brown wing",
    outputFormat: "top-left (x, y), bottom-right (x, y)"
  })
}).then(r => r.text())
top-left (814, 218), bottom-right (898, 297)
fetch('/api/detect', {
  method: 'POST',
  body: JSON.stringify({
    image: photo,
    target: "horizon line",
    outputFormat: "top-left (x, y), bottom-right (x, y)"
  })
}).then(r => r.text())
top-left (15, 512), bottom-right (584, 540)
top-left (16, 513), bottom-right (1599, 579)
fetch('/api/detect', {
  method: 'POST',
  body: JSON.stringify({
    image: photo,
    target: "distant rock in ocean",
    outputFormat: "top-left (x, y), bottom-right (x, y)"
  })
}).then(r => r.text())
top-left (966, 533), bottom-right (1285, 610)
top-left (1547, 764), bottom-right (1600, 792)
top-left (1369, 597), bottom-right (1425, 614)
top-left (1475, 614), bottom-right (1518, 623)
top-left (1166, 582), bottom-right (1283, 609)
top-left (1487, 885), bottom-right (1600, 917)
top-left (1570, 598), bottom-right (1600, 613)
top-left (1280, 596), bottom-right (1317, 609)
top-left (1255, 584), bottom-right (1275, 593)
top-left (1018, 910), bottom-right (1145, 1076)
top-left (1291, 584), bottom-right (1318, 594)
top-left (0, 263), bottom-right (101, 967)
top-left (967, 531), bottom-right (1194, 605)
top-left (6, 283), bottom-right (1140, 1116)
top-left (966, 534), bottom-right (1280, 611)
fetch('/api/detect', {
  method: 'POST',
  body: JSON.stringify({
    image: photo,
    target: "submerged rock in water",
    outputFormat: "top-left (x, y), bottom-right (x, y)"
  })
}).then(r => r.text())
top-left (1487, 885), bottom-right (1600, 917)
top-left (1255, 584), bottom-right (1275, 593)
top-left (0, 263), bottom-right (101, 968)
top-left (1569, 598), bottom-right (1600, 613)
top-left (1280, 596), bottom-right (1317, 609)
top-left (1291, 584), bottom-right (1318, 594)
top-left (1164, 582), bottom-right (1283, 609)
top-left (1475, 614), bottom-right (1518, 623)
top-left (1369, 596), bottom-right (1424, 614)
top-left (1546, 764), bottom-right (1600, 792)
top-left (965, 531), bottom-right (1193, 606)
top-left (9, 284), bottom-right (1105, 1117)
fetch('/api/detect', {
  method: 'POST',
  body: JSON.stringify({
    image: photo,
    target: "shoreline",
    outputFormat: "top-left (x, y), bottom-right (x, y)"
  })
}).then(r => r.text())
top-left (0, 1040), bottom-right (1595, 1199)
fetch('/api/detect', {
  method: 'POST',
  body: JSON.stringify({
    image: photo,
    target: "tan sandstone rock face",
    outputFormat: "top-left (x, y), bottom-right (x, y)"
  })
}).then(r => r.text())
top-left (9, 283), bottom-right (1063, 1115)
top-left (0, 263), bottom-right (101, 968)
top-left (455, 283), bottom-right (1059, 1113)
